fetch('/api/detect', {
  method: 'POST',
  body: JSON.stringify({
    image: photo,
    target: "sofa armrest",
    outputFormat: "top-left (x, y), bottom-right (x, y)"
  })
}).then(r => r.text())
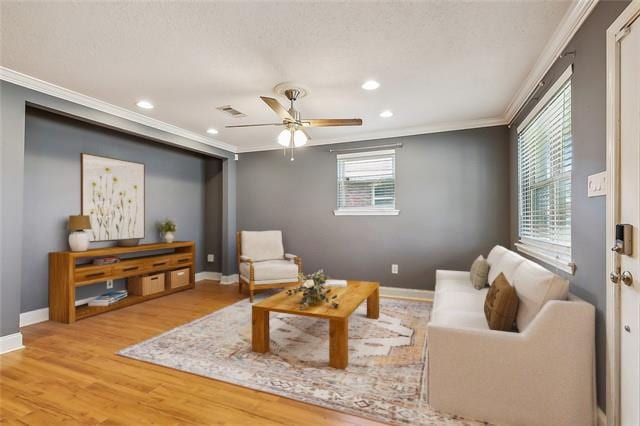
top-left (428, 300), bottom-right (595, 425)
top-left (284, 253), bottom-right (298, 261)
top-left (284, 253), bottom-right (303, 273)
top-left (239, 255), bottom-right (253, 263)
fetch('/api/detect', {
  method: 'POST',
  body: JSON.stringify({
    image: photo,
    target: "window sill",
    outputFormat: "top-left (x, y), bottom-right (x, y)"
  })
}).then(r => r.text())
top-left (515, 242), bottom-right (575, 275)
top-left (333, 209), bottom-right (400, 216)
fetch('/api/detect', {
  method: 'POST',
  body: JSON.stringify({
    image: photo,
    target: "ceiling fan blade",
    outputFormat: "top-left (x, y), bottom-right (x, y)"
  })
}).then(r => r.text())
top-left (225, 123), bottom-right (283, 128)
top-left (303, 118), bottom-right (363, 127)
top-left (260, 96), bottom-right (294, 122)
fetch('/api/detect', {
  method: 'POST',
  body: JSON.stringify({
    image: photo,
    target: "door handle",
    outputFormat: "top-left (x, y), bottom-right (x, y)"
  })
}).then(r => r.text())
top-left (621, 271), bottom-right (633, 286)
top-left (610, 271), bottom-right (620, 284)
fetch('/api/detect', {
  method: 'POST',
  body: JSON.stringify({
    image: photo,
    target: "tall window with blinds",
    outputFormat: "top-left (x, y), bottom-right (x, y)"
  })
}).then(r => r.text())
top-left (335, 149), bottom-right (399, 215)
top-left (516, 66), bottom-right (573, 273)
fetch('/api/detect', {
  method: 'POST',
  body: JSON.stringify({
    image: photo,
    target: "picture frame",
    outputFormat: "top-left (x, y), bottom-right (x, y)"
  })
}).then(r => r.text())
top-left (81, 153), bottom-right (145, 242)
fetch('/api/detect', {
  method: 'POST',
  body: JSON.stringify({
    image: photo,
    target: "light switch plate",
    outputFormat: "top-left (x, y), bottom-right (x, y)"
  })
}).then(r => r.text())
top-left (207, 254), bottom-right (215, 262)
top-left (588, 171), bottom-right (607, 197)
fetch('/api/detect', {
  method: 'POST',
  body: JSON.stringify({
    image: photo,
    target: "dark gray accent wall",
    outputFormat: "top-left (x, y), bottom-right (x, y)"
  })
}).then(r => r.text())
top-left (0, 79), bottom-right (236, 337)
top-left (238, 126), bottom-right (510, 290)
top-left (205, 159), bottom-right (223, 272)
top-left (508, 0), bottom-right (630, 410)
top-left (22, 107), bottom-right (219, 312)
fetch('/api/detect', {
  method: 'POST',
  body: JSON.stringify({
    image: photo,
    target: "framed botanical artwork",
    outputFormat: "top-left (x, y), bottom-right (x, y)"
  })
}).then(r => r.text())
top-left (81, 153), bottom-right (145, 242)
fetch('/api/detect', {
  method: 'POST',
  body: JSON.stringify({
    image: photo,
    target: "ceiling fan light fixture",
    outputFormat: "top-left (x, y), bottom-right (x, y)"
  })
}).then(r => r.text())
top-left (277, 129), bottom-right (291, 147)
top-left (293, 129), bottom-right (308, 147)
top-left (361, 80), bottom-right (380, 90)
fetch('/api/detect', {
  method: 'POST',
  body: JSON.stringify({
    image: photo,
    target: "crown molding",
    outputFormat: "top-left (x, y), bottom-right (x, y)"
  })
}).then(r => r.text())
top-left (503, 0), bottom-right (599, 123)
top-left (0, 67), bottom-right (237, 153)
top-left (237, 116), bottom-right (508, 153)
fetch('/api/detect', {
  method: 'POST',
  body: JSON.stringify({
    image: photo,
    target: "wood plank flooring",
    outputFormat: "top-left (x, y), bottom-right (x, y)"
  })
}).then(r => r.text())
top-left (0, 281), bottom-right (383, 425)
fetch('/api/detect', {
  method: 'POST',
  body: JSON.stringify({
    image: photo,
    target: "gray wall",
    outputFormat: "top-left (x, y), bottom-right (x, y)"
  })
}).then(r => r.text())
top-left (0, 79), bottom-right (236, 336)
top-left (205, 159), bottom-right (223, 272)
top-left (238, 126), bottom-right (510, 290)
top-left (508, 0), bottom-right (630, 410)
top-left (22, 107), bottom-right (220, 311)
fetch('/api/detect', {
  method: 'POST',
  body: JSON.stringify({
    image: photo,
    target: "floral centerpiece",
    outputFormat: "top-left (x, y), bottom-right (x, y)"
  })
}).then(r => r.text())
top-left (287, 269), bottom-right (339, 310)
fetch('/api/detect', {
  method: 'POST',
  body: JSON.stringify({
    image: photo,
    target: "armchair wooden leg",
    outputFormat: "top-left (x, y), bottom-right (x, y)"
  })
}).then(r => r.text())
top-left (249, 287), bottom-right (255, 303)
top-left (238, 281), bottom-right (243, 293)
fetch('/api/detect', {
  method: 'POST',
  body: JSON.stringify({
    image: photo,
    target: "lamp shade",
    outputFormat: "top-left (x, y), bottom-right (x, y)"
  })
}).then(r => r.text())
top-left (68, 215), bottom-right (92, 231)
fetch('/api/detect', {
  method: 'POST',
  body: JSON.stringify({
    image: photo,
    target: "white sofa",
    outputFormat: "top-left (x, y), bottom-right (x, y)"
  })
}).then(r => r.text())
top-left (427, 245), bottom-right (596, 426)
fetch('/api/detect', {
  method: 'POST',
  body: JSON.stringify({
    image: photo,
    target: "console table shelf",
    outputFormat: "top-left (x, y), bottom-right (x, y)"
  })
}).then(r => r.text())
top-left (49, 241), bottom-right (195, 323)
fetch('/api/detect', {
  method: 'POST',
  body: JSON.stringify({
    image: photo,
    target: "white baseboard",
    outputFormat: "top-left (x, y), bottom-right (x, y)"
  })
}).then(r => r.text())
top-left (597, 408), bottom-right (606, 426)
top-left (20, 296), bottom-right (97, 328)
top-left (19, 307), bottom-right (49, 327)
top-left (195, 271), bottom-right (221, 281)
top-left (195, 271), bottom-right (238, 284)
top-left (0, 332), bottom-right (24, 354)
top-left (220, 274), bottom-right (239, 285)
top-left (380, 286), bottom-right (434, 301)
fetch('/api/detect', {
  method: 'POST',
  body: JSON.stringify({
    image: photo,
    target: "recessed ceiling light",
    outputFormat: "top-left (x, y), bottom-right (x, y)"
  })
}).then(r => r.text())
top-left (206, 128), bottom-right (219, 135)
top-left (136, 100), bottom-right (154, 110)
top-left (361, 80), bottom-right (380, 90)
top-left (380, 110), bottom-right (394, 118)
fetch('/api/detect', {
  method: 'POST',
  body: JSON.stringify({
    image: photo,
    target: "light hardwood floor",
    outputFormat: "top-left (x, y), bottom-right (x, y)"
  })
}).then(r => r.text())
top-left (0, 281), bottom-right (383, 425)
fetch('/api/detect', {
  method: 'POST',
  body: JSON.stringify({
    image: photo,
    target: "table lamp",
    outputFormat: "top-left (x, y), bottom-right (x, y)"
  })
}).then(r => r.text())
top-left (68, 215), bottom-right (92, 252)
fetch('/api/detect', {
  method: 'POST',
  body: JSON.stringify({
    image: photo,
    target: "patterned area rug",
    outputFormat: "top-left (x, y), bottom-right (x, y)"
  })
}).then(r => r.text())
top-left (119, 296), bottom-right (482, 425)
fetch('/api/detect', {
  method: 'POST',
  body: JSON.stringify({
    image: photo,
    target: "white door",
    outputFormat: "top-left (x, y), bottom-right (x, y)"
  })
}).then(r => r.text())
top-left (618, 15), bottom-right (640, 426)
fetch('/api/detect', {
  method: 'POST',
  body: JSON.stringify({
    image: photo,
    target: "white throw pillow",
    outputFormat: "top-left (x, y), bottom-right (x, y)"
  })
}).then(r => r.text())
top-left (241, 230), bottom-right (285, 262)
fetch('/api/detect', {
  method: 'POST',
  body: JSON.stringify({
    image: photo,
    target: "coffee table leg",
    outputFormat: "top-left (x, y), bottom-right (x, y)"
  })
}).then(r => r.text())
top-left (329, 318), bottom-right (348, 369)
top-left (252, 307), bottom-right (269, 353)
top-left (367, 287), bottom-right (379, 319)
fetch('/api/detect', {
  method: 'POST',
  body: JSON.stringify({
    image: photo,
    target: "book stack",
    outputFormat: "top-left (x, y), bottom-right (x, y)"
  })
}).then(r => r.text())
top-left (88, 290), bottom-right (128, 307)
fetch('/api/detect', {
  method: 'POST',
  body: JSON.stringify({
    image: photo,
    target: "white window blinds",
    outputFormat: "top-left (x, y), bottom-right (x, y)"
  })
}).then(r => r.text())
top-left (335, 149), bottom-right (397, 214)
top-left (516, 66), bottom-right (573, 272)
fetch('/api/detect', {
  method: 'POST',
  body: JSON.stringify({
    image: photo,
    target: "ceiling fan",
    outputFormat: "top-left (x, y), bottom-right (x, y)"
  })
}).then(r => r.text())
top-left (226, 84), bottom-right (363, 160)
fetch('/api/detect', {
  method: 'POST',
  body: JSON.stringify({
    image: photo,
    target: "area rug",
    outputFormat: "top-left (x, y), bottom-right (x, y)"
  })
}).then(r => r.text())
top-left (119, 296), bottom-right (483, 425)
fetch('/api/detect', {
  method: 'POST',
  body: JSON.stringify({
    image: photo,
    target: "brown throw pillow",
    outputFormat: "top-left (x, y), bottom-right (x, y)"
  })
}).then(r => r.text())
top-left (484, 273), bottom-right (519, 331)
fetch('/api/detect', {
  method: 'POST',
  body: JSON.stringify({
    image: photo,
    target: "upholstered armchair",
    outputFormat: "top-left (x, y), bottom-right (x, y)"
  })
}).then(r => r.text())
top-left (236, 230), bottom-right (303, 302)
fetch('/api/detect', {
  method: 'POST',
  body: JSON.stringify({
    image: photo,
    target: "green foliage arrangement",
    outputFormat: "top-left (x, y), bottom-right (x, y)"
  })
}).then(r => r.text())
top-left (157, 219), bottom-right (177, 234)
top-left (287, 269), bottom-right (339, 310)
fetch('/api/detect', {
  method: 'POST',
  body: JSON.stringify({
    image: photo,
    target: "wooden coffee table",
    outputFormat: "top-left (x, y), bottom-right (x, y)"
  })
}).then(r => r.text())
top-left (251, 280), bottom-right (380, 369)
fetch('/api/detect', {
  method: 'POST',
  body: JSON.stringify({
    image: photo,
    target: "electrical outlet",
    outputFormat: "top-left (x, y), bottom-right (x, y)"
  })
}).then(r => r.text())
top-left (391, 264), bottom-right (399, 274)
top-left (207, 254), bottom-right (215, 262)
top-left (106, 279), bottom-right (114, 289)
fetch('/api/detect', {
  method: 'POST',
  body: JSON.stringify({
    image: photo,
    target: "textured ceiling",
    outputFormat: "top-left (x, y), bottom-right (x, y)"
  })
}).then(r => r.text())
top-left (0, 1), bottom-right (572, 152)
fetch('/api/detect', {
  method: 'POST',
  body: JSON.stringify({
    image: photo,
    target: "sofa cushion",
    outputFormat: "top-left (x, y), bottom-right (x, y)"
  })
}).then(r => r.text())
top-left (433, 290), bottom-right (487, 316)
top-left (470, 255), bottom-right (490, 289)
top-left (239, 259), bottom-right (298, 281)
top-left (487, 245), bottom-right (509, 267)
top-left (512, 260), bottom-right (569, 331)
top-left (241, 230), bottom-right (285, 262)
top-left (484, 273), bottom-right (519, 331)
top-left (488, 250), bottom-right (525, 285)
top-left (430, 309), bottom-right (490, 330)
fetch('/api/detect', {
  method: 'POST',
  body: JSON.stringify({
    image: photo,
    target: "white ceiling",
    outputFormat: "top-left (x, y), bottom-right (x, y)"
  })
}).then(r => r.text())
top-left (0, 1), bottom-right (573, 152)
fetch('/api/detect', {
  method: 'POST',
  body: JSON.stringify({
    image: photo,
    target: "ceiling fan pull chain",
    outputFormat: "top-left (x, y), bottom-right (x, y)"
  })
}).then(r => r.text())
top-left (290, 146), bottom-right (295, 162)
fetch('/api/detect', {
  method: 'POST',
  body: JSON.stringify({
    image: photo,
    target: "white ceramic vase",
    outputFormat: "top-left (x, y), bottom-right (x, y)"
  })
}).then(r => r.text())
top-left (163, 231), bottom-right (175, 243)
top-left (69, 230), bottom-right (90, 252)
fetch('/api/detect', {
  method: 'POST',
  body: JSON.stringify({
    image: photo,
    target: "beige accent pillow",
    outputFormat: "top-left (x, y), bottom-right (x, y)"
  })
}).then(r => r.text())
top-left (469, 255), bottom-right (490, 289)
top-left (484, 273), bottom-right (519, 331)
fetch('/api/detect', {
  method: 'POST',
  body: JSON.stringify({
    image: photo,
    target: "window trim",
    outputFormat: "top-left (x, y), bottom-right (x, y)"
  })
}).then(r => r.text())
top-left (516, 65), bottom-right (575, 274)
top-left (334, 149), bottom-right (399, 216)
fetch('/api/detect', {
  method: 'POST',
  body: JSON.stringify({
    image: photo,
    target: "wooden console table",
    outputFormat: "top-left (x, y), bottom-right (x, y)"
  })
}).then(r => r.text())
top-left (49, 241), bottom-right (195, 323)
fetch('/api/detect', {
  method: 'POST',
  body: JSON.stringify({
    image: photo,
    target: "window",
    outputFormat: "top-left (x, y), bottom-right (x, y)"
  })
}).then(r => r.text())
top-left (516, 65), bottom-right (574, 274)
top-left (334, 149), bottom-right (399, 215)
